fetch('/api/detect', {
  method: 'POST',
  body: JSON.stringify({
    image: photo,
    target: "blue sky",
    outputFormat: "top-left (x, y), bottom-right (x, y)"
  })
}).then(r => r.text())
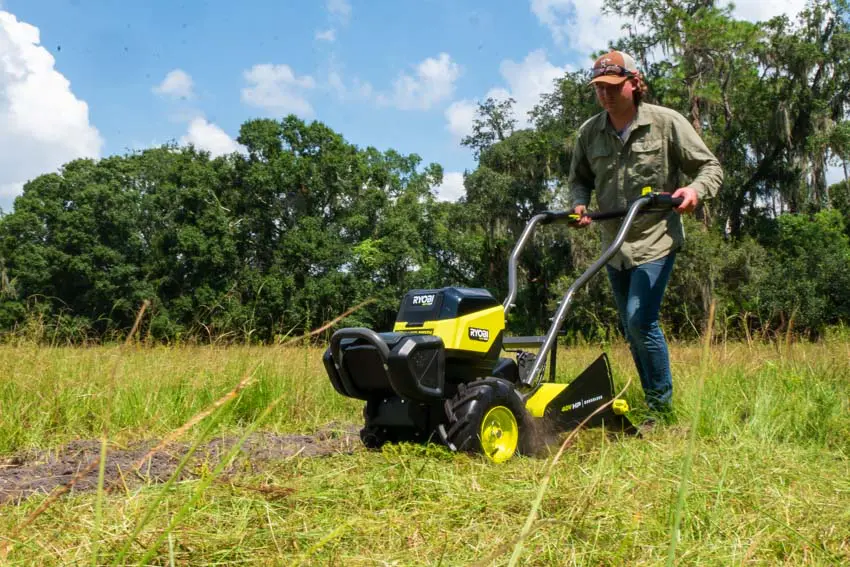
top-left (0, 0), bottom-right (830, 212)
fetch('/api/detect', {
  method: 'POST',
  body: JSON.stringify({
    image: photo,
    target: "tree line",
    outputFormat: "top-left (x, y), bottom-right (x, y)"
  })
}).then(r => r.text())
top-left (1, 0), bottom-right (849, 344)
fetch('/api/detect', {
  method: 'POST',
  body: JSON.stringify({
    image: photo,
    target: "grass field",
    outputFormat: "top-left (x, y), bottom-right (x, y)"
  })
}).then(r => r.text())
top-left (1, 338), bottom-right (849, 565)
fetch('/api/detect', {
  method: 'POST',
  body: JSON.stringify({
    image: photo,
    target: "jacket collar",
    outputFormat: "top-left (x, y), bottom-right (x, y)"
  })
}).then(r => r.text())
top-left (597, 103), bottom-right (651, 133)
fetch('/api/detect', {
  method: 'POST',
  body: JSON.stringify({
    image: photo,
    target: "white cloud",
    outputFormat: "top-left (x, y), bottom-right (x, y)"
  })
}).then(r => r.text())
top-left (327, 0), bottom-right (352, 24)
top-left (0, 10), bottom-right (103, 212)
top-left (241, 63), bottom-right (316, 116)
top-left (727, 0), bottom-right (808, 23)
top-left (530, 0), bottom-right (629, 53)
top-left (328, 71), bottom-right (345, 95)
top-left (445, 49), bottom-right (569, 141)
top-left (153, 68), bottom-right (194, 99)
top-left (434, 171), bottom-right (466, 202)
top-left (379, 52), bottom-right (461, 110)
top-left (328, 70), bottom-right (373, 101)
top-left (315, 28), bottom-right (336, 42)
top-left (315, 0), bottom-right (351, 45)
top-left (445, 100), bottom-right (477, 141)
top-left (499, 50), bottom-right (569, 120)
top-left (530, 0), bottom-right (811, 54)
top-left (179, 117), bottom-right (245, 158)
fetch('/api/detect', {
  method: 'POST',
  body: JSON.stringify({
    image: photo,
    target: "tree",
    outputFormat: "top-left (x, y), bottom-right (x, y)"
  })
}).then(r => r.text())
top-left (461, 97), bottom-right (518, 160)
top-left (603, 0), bottom-right (850, 234)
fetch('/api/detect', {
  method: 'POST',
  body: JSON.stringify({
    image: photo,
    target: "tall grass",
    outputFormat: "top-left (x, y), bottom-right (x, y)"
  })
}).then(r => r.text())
top-left (0, 339), bottom-right (848, 565)
top-left (0, 344), bottom-right (360, 453)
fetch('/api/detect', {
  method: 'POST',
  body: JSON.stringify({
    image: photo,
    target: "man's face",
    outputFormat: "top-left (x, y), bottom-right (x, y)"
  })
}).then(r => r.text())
top-left (594, 79), bottom-right (635, 114)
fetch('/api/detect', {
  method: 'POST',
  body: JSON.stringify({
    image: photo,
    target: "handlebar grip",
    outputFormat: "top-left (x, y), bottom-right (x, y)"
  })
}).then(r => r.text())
top-left (537, 194), bottom-right (686, 224)
top-left (539, 211), bottom-right (580, 224)
top-left (587, 208), bottom-right (628, 220)
top-left (589, 195), bottom-right (684, 219)
top-left (650, 194), bottom-right (684, 208)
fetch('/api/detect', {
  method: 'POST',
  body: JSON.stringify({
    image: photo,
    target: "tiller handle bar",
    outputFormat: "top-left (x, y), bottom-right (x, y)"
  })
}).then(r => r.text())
top-left (503, 192), bottom-right (684, 388)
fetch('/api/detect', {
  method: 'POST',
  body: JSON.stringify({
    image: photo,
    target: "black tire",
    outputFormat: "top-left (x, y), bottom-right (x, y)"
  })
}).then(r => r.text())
top-left (360, 424), bottom-right (388, 449)
top-left (443, 377), bottom-right (531, 462)
top-left (360, 399), bottom-right (388, 449)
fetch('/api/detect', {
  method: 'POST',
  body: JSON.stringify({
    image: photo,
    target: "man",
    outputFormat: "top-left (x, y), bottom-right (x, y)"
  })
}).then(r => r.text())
top-left (567, 50), bottom-right (723, 422)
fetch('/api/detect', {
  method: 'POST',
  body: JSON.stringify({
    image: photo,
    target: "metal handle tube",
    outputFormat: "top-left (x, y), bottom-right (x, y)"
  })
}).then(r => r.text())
top-left (503, 213), bottom-right (549, 317)
top-left (521, 196), bottom-right (652, 387)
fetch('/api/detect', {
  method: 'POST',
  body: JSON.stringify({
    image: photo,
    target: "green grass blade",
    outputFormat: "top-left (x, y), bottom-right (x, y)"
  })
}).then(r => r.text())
top-left (91, 436), bottom-right (108, 566)
top-left (111, 412), bottom-right (225, 565)
top-left (135, 395), bottom-right (286, 565)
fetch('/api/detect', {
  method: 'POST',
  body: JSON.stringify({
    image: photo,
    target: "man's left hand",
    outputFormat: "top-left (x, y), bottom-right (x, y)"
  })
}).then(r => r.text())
top-left (672, 187), bottom-right (698, 214)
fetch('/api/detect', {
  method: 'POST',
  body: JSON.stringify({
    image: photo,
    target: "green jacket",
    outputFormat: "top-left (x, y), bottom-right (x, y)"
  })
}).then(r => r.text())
top-left (568, 102), bottom-right (724, 270)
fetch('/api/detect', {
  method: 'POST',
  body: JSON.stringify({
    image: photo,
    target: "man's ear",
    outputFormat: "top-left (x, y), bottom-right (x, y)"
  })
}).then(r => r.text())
top-left (631, 75), bottom-right (646, 96)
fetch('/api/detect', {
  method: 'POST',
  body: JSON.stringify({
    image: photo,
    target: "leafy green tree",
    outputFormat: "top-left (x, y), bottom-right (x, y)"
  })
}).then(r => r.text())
top-left (0, 157), bottom-right (154, 340)
top-left (746, 209), bottom-right (850, 337)
top-left (4, 1), bottom-right (850, 344)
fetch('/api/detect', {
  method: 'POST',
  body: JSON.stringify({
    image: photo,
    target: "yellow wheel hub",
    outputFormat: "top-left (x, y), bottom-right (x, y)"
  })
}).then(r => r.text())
top-left (480, 405), bottom-right (519, 463)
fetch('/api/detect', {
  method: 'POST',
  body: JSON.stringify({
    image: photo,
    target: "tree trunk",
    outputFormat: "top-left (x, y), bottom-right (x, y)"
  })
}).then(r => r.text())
top-left (691, 94), bottom-right (701, 135)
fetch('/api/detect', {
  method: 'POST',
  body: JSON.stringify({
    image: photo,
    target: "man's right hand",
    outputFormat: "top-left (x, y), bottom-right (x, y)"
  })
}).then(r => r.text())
top-left (573, 205), bottom-right (592, 227)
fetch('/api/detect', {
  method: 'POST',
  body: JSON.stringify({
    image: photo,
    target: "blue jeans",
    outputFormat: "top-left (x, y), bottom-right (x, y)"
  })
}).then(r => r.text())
top-left (606, 252), bottom-right (676, 412)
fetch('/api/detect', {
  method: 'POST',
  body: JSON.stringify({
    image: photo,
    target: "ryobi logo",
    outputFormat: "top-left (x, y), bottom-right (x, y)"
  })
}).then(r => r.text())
top-left (412, 294), bottom-right (436, 307)
top-left (468, 327), bottom-right (490, 342)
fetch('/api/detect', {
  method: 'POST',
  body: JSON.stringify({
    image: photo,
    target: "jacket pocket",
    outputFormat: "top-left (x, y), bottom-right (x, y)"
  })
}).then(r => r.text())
top-left (629, 139), bottom-right (663, 194)
top-left (589, 144), bottom-right (612, 164)
top-left (588, 144), bottom-right (617, 202)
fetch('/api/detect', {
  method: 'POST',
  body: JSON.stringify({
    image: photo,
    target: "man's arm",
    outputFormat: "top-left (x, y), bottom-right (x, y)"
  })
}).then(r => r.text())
top-left (567, 131), bottom-right (594, 210)
top-left (670, 113), bottom-right (724, 203)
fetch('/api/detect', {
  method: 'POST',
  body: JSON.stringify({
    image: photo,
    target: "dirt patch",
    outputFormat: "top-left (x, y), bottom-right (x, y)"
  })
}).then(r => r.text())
top-left (0, 423), bottom-right (360, 505)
